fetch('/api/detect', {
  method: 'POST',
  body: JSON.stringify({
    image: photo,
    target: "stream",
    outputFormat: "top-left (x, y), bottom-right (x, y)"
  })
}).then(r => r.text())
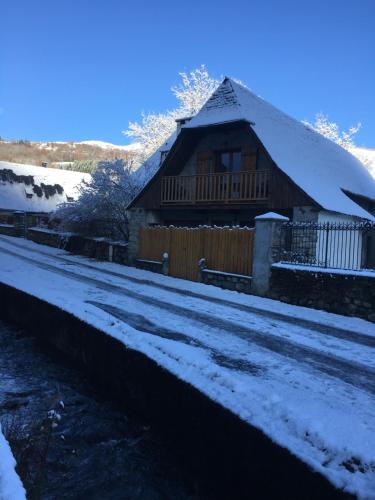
top-left (0, 319), bottom-right (199, 499)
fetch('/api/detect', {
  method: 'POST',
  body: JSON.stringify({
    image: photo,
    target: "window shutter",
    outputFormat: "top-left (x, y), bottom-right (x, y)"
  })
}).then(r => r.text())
top-left (197, 151), bottom-right (214, 175)
top-left (241, 146), bottom-right (257, 171)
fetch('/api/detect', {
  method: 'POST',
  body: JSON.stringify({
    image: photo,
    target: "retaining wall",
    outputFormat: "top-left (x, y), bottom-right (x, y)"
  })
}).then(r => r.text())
top-left (0, 224), bottom-right (18, 237)
top-left (0, 282), bottom-right (350, 500)
top-left (26, 229), bottom-right (128, 265)
top-left (270, 265), bottom-right (375, 322)
top-left (201, 269), bottom-right (252, 293)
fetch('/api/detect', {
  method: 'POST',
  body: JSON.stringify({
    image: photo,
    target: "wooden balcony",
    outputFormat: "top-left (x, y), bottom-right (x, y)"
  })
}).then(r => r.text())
top-left (161, 170), bottom-right (270, 205)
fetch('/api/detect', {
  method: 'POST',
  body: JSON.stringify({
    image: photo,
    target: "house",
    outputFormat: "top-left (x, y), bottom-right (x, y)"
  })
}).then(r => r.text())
top-left (129, 78), bottom-right (375, 227)
top-left (0, 160), bottom-right (90, 227)
top-left (128, 78), bottom-right (375, 270)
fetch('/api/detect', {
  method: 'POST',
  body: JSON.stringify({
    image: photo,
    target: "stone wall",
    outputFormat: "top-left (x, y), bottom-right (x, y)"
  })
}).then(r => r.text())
top-left (201, 269), bottom-right (252, 293)
top-left (27, 229), bottom-right (128, 265)
top-left (135, 259), bottom-right (164, 274)
top-left (269, 265), bottom-right (375, 322)
top-left (27, 228), bottom-right (64, 247)
top-left (0, 224), bottom-right (18, 237)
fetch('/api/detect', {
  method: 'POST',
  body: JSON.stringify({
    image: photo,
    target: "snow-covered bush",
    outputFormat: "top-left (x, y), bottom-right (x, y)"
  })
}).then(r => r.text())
top-left (55, 158), bottom-right (140, 240)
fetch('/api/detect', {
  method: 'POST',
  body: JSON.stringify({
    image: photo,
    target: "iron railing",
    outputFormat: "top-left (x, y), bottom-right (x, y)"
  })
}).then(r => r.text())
top-left (279, 221), bottom-right (375, 271)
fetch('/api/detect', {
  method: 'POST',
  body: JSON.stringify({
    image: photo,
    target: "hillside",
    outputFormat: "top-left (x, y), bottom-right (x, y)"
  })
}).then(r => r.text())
top-left (0, 139), bottom-right (139, 171)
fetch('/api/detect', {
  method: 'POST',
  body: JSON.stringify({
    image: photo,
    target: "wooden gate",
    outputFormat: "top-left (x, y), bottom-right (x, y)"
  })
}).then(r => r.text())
top-left (138, 226), bottom-right (254, 281)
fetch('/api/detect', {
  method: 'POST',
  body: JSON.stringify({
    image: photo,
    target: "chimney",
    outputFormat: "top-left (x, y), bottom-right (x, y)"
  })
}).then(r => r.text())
top-left (175, 116), bottom-right (192, 135)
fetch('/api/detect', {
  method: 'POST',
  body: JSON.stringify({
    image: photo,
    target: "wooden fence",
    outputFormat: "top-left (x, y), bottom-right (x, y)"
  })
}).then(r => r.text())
top-left (138, 225), bottom-right (254, 281)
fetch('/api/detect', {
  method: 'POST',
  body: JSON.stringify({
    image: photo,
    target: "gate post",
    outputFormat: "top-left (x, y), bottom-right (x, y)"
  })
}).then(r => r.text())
top-left (252, 212), bottom-right (289, 296)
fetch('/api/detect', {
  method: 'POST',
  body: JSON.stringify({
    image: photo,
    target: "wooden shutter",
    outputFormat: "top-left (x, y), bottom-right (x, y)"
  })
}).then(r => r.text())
top-left (197, 151), bottom-right (214, 175)
top-left (241, 146), bottom-right (257, 171)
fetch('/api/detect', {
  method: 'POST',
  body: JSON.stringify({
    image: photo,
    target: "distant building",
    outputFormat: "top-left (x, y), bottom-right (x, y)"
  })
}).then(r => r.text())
top-left (0, 161), bottom-right (90, 226)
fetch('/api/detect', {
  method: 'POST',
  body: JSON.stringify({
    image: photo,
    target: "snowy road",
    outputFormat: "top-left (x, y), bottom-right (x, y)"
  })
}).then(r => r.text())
top-left (0, 235), bottom-right (375, 498)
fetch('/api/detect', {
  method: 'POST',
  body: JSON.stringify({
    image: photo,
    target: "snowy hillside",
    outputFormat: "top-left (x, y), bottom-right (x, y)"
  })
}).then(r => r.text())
top-left (0, 139), bottom-right (139, 169)
top-left (0, 161), bottom-right (90, 212)
top-left (78, 140), bottom-right (140, 151)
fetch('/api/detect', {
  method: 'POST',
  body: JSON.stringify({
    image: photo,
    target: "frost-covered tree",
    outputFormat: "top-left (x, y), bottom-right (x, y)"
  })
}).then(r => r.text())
top-left (304, 113), bottom-right (361, 151)
top-left (172, 65), bottom-right (220, 116)
top-left (55, 159), bottom-right (140, 240)
top-left (124, 65), bottom-right (220, 165)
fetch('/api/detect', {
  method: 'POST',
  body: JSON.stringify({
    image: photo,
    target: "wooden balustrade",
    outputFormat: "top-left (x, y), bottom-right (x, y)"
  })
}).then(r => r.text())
top-left (161, 170), bottom-right (270, 204)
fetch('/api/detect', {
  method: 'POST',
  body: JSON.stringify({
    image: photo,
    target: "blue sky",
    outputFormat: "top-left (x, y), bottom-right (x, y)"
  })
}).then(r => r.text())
top-left (1, 0), bottom-right (374, 146)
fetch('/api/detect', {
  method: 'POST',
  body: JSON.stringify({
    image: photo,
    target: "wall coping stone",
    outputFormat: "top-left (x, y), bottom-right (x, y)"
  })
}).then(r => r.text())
top-left (255, 212), bottom-right (289, 221)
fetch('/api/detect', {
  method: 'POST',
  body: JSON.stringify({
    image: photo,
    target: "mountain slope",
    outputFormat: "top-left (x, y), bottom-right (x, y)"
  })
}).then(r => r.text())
top-left (0, 139), bottom-right (139, 169)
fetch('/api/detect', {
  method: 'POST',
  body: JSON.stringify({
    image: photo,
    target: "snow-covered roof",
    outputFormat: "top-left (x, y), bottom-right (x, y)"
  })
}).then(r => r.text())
top-left (351, 147), bottom-right (375, 180)
top-left (0, 161), bottom-right (90, 213)
top-left (183, 78), bottom-right (375, 220)
top-left (132, 132), bottom-right (177, 186)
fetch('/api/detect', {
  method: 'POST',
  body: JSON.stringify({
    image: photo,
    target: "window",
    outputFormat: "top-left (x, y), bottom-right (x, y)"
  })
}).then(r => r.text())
top-left (216, 150), bottom-right (241, 173)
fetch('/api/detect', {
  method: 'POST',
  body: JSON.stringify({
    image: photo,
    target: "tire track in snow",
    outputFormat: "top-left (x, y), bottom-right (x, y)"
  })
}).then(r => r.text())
top-left (1, 243), bottom-right (375, 395)
top-left (0, 236), bottom-right (373, 349)
top-left (86, 300), bottom-right (262, 376)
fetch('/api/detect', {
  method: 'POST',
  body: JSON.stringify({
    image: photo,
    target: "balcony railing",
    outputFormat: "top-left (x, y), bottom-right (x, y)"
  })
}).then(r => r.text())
top-left (161, 170), bottom-right (270, 204)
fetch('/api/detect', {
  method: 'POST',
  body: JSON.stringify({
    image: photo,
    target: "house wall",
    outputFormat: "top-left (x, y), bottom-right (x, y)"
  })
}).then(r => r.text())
top-left (132, 122), bottom-right (314, 214)
top-left (179, 128), bottom-right (271, 176)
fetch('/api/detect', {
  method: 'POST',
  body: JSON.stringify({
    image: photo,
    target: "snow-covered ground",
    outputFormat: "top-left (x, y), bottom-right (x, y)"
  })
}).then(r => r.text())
top-left (0, 161), bottom-right (90, 212)
top-left (0, 235), bottom-right (375, 498)
top-left (78, 140), bottom-right (140, 151)
top-left (0, 426), bottom-right (26, 500)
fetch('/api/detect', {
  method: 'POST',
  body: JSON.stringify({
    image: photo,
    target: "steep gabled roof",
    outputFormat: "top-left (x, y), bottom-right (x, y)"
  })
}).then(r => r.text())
top-left (184, 78), bottom-right (375, 220)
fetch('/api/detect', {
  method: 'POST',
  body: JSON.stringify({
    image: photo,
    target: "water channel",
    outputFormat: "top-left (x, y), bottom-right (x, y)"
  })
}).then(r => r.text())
top-left (0, 319), bottom-right (199, 499)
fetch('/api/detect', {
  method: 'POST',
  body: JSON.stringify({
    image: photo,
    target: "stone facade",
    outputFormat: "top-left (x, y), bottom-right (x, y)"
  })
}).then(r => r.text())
top-left (251, 213), bottom-right (289, 295)
top-left (269, 266), bottom-right (375, 322)
top-left (127, 208), bottom-right (161, 264)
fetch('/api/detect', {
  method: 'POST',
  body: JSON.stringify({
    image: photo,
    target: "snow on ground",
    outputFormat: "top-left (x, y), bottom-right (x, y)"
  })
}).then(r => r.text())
top-left (0, 161), bottom-right (90, 212)
top-left (0, 235), bottom-right (375, 498)
top-left (0, 426), bottom-right (26, 500)
top-left (78, 140), bottom-right (140, 151)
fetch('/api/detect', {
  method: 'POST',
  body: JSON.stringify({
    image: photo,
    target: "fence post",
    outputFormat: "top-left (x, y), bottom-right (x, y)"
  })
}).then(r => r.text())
top-left (252, 212), bottom-right (289, 296)
top-left (13, 211), bottom-right (26, 238)
top-left (162, 252), bottom-right (169, 276)
top-left (324, 222), bottom-right (330, 268)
